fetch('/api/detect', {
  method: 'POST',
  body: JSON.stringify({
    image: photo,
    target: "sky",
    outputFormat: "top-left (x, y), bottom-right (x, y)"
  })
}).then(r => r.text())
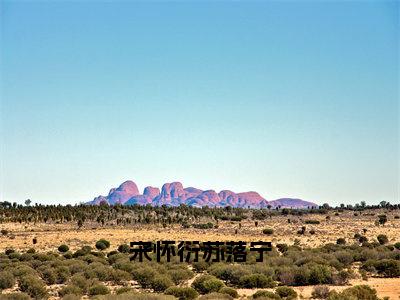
top-left (0, 1), bottom-right (398, 206)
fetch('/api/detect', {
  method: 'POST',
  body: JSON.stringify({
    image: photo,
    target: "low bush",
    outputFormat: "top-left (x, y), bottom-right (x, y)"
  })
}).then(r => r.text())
top-left (192, 275), bottom-right (225, 294)
top-left (115, 286), bottom-right (134, 295)
top-left (165, 286), bottom-right (199, 300)
top-left (311, 286), bottom-right (330, 299)
top-left (252, 290), bottom-right (281, 299)
top-left (118, 244), bottom-right (130, 253)
top-left (276, 243), bottom-right (289, 253)
top-left (327, 285), bottom-right (379, 300)
top-left (150, 275), bottom-right (174, 292)
top-left (19, 275), bottom-right (48, 299)
top-left (58, 285), bottom-right (83, 297)
top-left (263, 228), bottom-right (274, 235)
top-left (96, 239), bottom-right (111, 250)
top-left (377, 234), bottom-right (389, 245)
top-left (219, 287), bottom-right (238, 298)
top-left (0, 292), bottom-right (31, 300)
top-left (238, 274), bottom-right (275, 288)
top-left (0, 270), bottom-right (15, 290)
top-left (89, 283), bottom-right (110, 296)
top-left (198, 293), bottom-right (233, 300)
top-left (275, 286), bottom-right (297, 300)
top-left (336, 238), bottom-right (346, 245)
top-left (58, 244), bottom-right (69, 253)
top-left (305, 220), bottom-right (320, 224)
top-left (192, 223), bottom-right (214, 229)
top-left (373, 259), bottom-right (400, 277)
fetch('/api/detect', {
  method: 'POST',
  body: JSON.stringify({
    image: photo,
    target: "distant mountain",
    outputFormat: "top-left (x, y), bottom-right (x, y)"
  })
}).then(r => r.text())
top-left (87, 180), bottom-right (318, 209)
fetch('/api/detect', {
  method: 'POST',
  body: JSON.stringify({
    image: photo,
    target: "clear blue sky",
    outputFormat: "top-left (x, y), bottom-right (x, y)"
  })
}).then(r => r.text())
top-left (1, 1), bottom-right (398, 206)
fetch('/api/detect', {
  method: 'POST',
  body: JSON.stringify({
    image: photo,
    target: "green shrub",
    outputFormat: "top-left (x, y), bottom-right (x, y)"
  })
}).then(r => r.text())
top-left (305, 220), bottom-right (320, 224)
top-left (239, 274), bottom-right (275, 288)
top-left (71, 274), bottom-right (90, 293)
top-left (96, 239), bottom-right (111, 250)
top-left (59, 285), bottom-right (83, 297)
top-left (311, 286), bottom-right (330, 299)
top-left (0, 293), bottom-right (31, 300)
top-left (192, 275), bottom-right (225, 294)
top-left (168, 268), bottom-right (194, 284)
top-left (89, 283), bottom-right (110, 296)
top-left (208, 264), bottom-right (250, 285)
top-left (165, 286), bottom-right (199, 300)
top-left (276, 243), bottom-right (289, 253)
top-left (394, 242), bottom-right (400, 250)
top-left (377, 234), bottom-right (389, 245)
top-left (40, 267), bottom-right (57, 284)
top-left (336, 238), bottom-right (346, 245)
top-left (192, 223), bottom-right (214, 229)
top-left (116, 286), bottom-right (134, 295)
top-left (374, 259), bottom-right (400, 277)
top-left (150, 275), bottom-right (174, 292)
top-left (58, 244), bottom-right (69, 253)
top-left (252, 290), bottom-right (281, 299)
top-left (198, 293), bottom-right (233, 300)
top-left (219, 287), bottom-right (238, 298)
top-left (263, 228), bottom-right (274, 235)
top-left (19, 275), bottom-right (48, 299)
top-left (328, 285), bottom-right (379, 300)
top-left (133, 266), bottom-right (158, 288)
top-left (275, 286), bottom-right (297, 300)
top-left (118, 244), bottom-right (130, 253)
top-left (308, 264), bottom-right (333, 284)
top-left (0, 270), bottom-right (15, 289)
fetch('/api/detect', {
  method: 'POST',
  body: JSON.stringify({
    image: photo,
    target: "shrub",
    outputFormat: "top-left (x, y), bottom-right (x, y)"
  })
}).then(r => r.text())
top-left (168, 268), bottom-right (194, 285)
top-left (133, 266), bottom-right (158, 288)
top-left (377, 234), bottom-right (389, 245)
top-left (308, 264), bottom-right (333, 285)
top-left (208, 264), bottom-right (250, 285)
top-left (115, 286), bottom-right (134, 294)
top-left (219, 287), bottom-right (238, 298)
top-left (378, 215), bottom-right (387, 226)
top-left (263, 228), bottom-right (274, 235)
top-left (335, 285), bottom-right (379, 300)
top-left (89, 283), bottom-right (110, 296)
top-left (19, 275), bottom-right (48, 299)
top-left (165, 286), bottom-right (199, 300)
top-left (41, 267), bottom-right (57, 284)
top-left (239, 274), bottom-right (275, 288)
top-left (198, 293), bottom-right (233, 300)
top-left (58, 285), bottom-right (83, 297)
top-left (0, 271), bottom-right (15, 290)
top-left (193, 223), bottom-right (214, 229)
top-left (58, 244), bottom-right (69, 253)
top-left (96, 239), bottom-right (111, 250)
top-left (305, 220), bottom-right (320, 224)
top-left (395, 242), bottom-right (400, 250)
top-left (311, 286), bottom-right (330, 299)
top-left (150, 275), bottom-right (174, 292)
top-left (373, 259), bottom-right (400, 277)
top-left (1, 229), bottom-right (9, 235)
top-left (275, 286), bottom-right (297, 300)
top-left (252, 290), bottom-right (281, 299)
top-left (0, 293), bottom-right (31, 300)
top-left (118, 244), bottom-right (130, 253)
top-left (336, 238), bottom-right (346, 245)
top-left (276, 243), bottom-right (289, 253)
top-left (192, 275), bottom-right (225, 294)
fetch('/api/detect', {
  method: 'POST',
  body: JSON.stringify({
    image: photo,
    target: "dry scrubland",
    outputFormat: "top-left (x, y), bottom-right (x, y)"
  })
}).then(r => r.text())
top-left (0, 207), bottom-right (399, 300)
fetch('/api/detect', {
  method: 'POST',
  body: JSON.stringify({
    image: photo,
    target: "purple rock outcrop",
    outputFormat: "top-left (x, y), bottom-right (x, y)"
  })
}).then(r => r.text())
top-left (87, 180), bottom-right (318, 208)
